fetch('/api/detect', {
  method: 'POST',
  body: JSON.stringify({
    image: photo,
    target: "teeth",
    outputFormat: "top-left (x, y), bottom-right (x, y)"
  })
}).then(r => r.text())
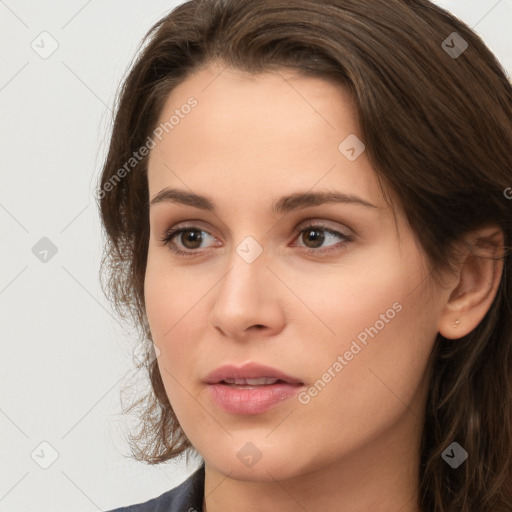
top-left (223, 377), bottom-right (280, 385)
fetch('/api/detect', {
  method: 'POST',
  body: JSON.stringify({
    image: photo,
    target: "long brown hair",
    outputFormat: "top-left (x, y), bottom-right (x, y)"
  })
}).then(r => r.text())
top-left (97, 1), bottom-right (512, 510)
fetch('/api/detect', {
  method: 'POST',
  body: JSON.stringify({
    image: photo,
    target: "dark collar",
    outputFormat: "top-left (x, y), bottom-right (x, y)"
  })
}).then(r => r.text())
top-left (178, 462), bottom-right (205, 510)
top-left (106, 462), bottom-right (205, 511)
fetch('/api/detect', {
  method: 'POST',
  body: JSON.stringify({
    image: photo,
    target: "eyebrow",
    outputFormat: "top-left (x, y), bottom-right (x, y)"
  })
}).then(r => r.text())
top-left (149, 187), bottom-right (378, 214)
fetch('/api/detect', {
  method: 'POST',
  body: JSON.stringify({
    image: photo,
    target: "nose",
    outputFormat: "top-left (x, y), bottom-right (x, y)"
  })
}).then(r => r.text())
top-left (209, 247), bottom-right (286, 341)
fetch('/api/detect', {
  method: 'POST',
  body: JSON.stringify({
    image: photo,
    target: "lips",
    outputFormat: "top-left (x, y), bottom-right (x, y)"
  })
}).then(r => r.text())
top-left (204, 362), bottom-right (304, 414)
top-left (204, 362), bottom-right (304, 386)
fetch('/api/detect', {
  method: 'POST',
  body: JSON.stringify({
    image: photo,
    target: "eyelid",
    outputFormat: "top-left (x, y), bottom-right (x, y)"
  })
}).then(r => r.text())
top-left (295, 218), bottom-right (355, 236)
top-left (159, 218), bottom-right (352, 243)
top-left (159, 222), bottom-right (220, 248)
top-left (291, 222), bottom-right (354, 253)
top-left (159, 219), bottom-right (355, 257)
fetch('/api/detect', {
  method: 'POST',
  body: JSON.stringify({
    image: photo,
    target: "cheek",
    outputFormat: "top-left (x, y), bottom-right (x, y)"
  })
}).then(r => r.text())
top-left (285, 245), bottom-right (436, 434)
top-left (144, 252), bottom-right (185, 372)
top-left (144, 248), bottom-right (210, 339)
top-left (144, 249), bottom-right (217, 382)
top-left (281, 241), bottom-right (422, 348)
top-left (144, 260), bottom-right (203, 418)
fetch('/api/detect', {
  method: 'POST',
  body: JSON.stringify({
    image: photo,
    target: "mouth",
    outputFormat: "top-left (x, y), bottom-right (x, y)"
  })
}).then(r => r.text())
top-left (204, 362), bottom-right (304, 385)
top-left (220, 377), bottom-right (294, 388)
top-left (204, 363), bottom-right (304, 415)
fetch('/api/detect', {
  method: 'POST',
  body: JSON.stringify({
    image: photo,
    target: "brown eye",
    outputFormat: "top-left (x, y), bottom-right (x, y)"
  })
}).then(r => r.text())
top-left (294, 223), bottom-right (353, 254)
top-left (160, 225), bottom-right (216, 255)
top-left (179, 229), bottom-right (204, 249)
top-left (301, 228), bottom-right (325, 249)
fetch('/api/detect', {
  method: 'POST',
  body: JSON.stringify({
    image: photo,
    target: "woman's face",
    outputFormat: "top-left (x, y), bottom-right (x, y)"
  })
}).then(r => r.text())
top-left (144, 62), bottom-right (447, 480)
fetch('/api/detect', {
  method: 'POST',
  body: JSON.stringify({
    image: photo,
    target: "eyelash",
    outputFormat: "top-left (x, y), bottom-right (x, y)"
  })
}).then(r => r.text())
top-left (159, 222), bottom-right (354, 257)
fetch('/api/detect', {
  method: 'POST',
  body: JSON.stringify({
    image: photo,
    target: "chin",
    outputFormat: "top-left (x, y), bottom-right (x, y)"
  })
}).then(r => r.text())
top-left (203, 441), bottom-right (324, 483)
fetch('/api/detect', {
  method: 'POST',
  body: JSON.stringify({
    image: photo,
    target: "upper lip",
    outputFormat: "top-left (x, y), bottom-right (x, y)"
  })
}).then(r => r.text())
top-left (204, 362), bottom-right (303, 385)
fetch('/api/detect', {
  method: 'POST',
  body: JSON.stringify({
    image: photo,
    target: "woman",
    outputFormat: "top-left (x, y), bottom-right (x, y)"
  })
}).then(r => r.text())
top-left (98, 0), bottom-right (512, 510)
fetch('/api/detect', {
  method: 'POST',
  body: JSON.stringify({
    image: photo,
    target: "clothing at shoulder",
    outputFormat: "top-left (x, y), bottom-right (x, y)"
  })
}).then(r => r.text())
top-left (105, 463), bottom-right (205, 512)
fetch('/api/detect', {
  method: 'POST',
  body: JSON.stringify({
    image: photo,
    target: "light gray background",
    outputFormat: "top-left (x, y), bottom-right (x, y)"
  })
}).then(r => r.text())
top-left (1, 1), bottom-right (510, 511)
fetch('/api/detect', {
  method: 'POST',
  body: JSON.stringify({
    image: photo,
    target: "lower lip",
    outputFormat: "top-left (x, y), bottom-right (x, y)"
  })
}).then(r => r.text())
top-left (207, 382), bottom-right (302, 415)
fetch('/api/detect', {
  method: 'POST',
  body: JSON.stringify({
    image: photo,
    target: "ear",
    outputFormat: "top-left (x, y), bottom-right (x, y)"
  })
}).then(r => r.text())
top-left (438, 226), bottom-right (504, 340)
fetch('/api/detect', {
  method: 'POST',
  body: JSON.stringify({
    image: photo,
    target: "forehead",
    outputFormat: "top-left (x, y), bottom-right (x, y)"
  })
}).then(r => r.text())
top-left (146, 63), bottom-right (387, 211)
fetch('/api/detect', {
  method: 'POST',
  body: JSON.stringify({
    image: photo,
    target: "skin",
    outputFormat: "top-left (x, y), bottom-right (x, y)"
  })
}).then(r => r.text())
top-left (144, 61), bottom-right (503, 512)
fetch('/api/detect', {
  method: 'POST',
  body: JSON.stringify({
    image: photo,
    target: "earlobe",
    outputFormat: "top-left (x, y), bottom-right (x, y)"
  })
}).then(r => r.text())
top-left (438, 226), bottom-right (504, 340)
